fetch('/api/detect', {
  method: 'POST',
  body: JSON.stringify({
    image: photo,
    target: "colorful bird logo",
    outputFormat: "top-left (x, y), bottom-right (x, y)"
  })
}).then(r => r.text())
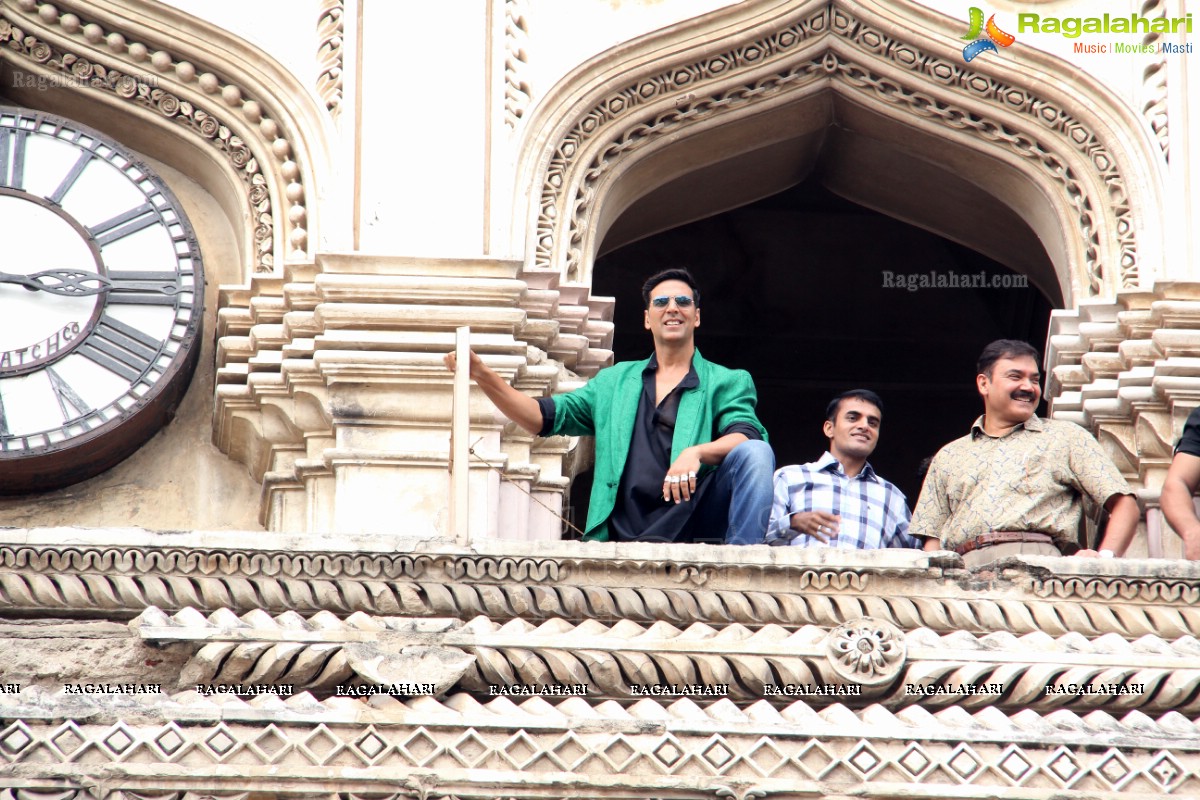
top-left (962, 7), bottom-right (1016, 61)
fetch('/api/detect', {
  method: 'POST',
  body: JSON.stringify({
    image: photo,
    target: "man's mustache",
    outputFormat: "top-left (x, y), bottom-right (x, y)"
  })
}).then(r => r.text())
top-left (1011, 391), bottom-right (1038, 402)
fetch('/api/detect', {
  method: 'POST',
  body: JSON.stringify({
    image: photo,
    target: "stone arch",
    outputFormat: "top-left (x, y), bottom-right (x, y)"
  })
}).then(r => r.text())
top-left (517, 0), bottom-right (1167, 306)
top-left (0, 0), bottom-right (334, 279)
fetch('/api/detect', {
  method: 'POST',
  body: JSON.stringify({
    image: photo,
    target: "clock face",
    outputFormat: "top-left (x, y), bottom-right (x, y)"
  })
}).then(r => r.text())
top-left (0, 106), bottom-right (204, 494)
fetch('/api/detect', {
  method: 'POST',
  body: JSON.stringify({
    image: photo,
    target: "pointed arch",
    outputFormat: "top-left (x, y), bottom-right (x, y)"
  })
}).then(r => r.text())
top-left (516, 0), bottom-right (1167, 306)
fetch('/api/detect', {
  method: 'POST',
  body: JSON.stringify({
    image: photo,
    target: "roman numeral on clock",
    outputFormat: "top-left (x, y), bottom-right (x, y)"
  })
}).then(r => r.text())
top-left (76, 315), bottom-right (163, 382)
top-left (0, 128), bottom-right (29, 190)
top-left (47, 149), bottom-right (96, 206)
top-left (46, 366), bottom-right (93, 421)
top-left (89, 202), bottom-right (159, 247)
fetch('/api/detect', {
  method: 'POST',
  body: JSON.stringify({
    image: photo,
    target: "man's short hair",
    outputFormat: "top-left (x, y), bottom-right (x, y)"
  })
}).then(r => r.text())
top-left (976, 339), bottom-right (1041, 378)
top-left (641, 268), bottom-right (701, 309)
top-left (825, 389), bottom-right (884, 422)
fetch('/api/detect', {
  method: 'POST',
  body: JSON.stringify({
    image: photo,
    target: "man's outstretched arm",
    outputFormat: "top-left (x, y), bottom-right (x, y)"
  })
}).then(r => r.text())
top-left (1162, 452), bottom-right (1200, 559)
top-left (1076, 493), bottom-right (1139, 557)
top-left (444, 350), bottom-right (542, 435)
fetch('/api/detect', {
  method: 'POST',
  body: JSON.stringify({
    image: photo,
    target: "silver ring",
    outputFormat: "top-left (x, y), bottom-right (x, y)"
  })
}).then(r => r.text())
top-left (668, 476), bottom-right (681, 484)
top-left (688, 471), bottom-right (697, 479)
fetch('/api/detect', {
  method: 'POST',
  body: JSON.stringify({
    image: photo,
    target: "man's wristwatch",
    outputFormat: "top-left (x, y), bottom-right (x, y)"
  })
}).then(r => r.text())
top-left (1098, 549), bottom-right (1116, 559)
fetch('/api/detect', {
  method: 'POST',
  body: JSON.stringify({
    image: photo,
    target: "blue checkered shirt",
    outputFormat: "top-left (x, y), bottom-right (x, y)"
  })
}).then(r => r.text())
top-left (767, 452), bottom-right (919, 549)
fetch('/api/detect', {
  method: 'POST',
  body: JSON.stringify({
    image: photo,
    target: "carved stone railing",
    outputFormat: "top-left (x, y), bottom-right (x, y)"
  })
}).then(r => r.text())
top-left (4, 529), bottom-right (1200, 798)
top-left (2, 530), bottom-right (1198, 638)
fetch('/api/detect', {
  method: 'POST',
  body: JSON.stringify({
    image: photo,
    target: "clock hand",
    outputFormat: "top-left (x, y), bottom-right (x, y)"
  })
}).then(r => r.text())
top-left (0, 269), bottom-right (112, 296)
top-left (108, 271), bottom-right (185, 297)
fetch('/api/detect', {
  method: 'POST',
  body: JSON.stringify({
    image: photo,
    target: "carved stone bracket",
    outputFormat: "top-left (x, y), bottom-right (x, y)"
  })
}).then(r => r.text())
top-left (211, 254), bottom-right (614, 534)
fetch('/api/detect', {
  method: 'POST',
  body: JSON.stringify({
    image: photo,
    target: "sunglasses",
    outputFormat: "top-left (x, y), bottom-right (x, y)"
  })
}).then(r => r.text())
top-left (651, 294), bottom-right (695, 308)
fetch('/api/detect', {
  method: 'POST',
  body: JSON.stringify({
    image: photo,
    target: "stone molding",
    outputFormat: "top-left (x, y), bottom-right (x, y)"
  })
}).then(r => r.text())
top-left (0, 0), bottom-right (333, 274)
top-left (503, 0), bottom-right (531, 129)
top-left (4, 532), bottom-right (1200, 797)
top-left (1137, 0), bottom-right (1170, 158)
top-left (520, 0), bottom-right (1164, 300)
top-left (2, 532), bottom-right (1199, 638)
top-left (129, 605), bottom-right (1200, 714)
top-left (1, 690), bottom-right (1196, 797)
top-left (316, 0), bottom-right (344, 116)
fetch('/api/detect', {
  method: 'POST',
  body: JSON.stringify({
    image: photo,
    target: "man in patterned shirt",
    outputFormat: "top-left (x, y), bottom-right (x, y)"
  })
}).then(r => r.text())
top-left (910, 339), bottom-right (1139, 567)
top-left (767, 389), bottom-right (918, 549)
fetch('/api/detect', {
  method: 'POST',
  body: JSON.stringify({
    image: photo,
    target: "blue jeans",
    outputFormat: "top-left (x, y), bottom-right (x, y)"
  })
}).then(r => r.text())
top-left (686, 439), bottom-right (775, 545)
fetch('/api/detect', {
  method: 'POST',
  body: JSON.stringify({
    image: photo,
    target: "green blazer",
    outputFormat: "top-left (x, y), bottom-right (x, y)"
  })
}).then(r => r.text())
top-left (545, 350), bottom-right (768, 541)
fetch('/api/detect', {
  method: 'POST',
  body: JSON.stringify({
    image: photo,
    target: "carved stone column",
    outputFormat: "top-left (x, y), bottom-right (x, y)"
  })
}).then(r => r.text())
top-left (1047, 282), bottom-right (1200, 558)
top-left (214, 255), bottom-right (613, 538)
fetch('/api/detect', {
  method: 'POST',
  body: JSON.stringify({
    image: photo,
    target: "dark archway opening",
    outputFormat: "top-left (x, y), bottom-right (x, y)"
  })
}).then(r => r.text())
top-left (584, 177), bottom-right (1055, 518)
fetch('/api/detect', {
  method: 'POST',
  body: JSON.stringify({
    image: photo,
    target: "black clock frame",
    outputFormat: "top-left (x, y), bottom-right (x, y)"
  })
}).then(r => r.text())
top-left (0, 105), bottom-right (205, 494)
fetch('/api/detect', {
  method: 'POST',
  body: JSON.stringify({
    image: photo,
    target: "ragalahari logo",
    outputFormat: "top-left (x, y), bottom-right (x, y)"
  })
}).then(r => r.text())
top-left (962, 7), bottom-right (1016, 61)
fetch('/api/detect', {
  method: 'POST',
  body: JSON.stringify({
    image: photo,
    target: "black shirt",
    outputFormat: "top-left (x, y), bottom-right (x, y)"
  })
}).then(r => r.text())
top-left (1177, 407), bottom-right (1200, 456)
top-left (539, 354), bottom-right (760, 542)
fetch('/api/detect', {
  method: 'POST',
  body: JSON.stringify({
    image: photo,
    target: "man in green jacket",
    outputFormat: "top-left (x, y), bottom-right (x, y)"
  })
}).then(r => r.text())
top-left (444, 268), bottom-right (773, 544)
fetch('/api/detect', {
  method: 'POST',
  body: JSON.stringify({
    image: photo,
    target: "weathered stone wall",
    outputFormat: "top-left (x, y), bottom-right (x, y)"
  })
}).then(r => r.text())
top-left (2, 531), bottom-right (1199, 797)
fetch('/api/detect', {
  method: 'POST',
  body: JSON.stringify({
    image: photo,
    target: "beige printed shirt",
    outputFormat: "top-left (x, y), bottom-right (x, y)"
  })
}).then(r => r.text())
top-left (909, 415), bottom-right (1132, 551)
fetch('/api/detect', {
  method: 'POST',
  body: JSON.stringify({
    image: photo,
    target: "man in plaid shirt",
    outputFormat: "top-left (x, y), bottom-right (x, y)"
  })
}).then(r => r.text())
top-left (767, 389), bottom-right (918, 549)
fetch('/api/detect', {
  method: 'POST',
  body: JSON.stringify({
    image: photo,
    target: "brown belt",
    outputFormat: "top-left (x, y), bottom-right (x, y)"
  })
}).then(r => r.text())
top-left (953, 531), bottom-right (1057, 556)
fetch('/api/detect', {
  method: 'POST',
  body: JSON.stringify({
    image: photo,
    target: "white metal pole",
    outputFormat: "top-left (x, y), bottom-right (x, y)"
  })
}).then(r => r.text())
top-left (451, 326), bottom-right (471, 544)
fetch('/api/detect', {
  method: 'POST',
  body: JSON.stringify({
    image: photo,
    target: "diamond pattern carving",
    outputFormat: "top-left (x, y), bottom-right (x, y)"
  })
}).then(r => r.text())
top-left (153, 725), bottom-right (188, 761)
top-left (203, 726), bottom-right (239, 761)
top-left (996, 745), bottom-right (1035, 785)
top-left (846, 741), bottom-right (883, 779)
top-left (298, 725), bottom-right (341, 765)
top-left (700, 737), bottom-right (736, 772)
top-left (48, 722), bottom-right (87, 760)
top-left (743, 737), bottom-right (787, 777)
top-left (652, 738), bottom-right (685, 770)
top-left (947, 744), bottom-right (983, 782)
top-left (250, 725), bottom-right (292, 764)
top-left (1148, 751), bottom-right (1186, 792)
top-left (353, 729), bottom-right (389, 764)
top-left (793, 739), bottom-right (837, 780)
top-left (0, 711), bottom-right (1195, 793)
top-left (450, 730), bottom-right (492, 769)
top-left (101, 724), bottom-right (136, 758)
top-left (547, 732), bottom-right (591, 771)
top-left (600, 736), bottom-right (638, 772)
top-left (0, 723), bottom-right (34, 759)
top-left (897, 743), bottom-right (932, 780)
top-left (499, 731), bottom-right (541, 770)
top-left (1096, 749), bottom-right (1136, 791)
top-left (400, 728), bottom-right (441, 766)
top-left (1046, 746), bottom-right (1083, 787)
